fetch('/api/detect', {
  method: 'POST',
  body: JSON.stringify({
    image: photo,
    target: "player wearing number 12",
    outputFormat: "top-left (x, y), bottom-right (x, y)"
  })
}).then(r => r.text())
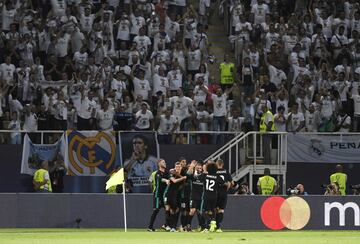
top-left (187, 161), bottom-right (227, 232)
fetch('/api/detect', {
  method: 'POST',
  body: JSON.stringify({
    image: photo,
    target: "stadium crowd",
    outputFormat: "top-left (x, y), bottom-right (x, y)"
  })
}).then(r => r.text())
top-left (0, 0), bottom-right (360, 145)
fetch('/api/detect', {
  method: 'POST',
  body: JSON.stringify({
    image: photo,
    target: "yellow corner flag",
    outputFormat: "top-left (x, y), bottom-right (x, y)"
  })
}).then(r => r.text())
top-left (106, 168), bottom-right (124, 191)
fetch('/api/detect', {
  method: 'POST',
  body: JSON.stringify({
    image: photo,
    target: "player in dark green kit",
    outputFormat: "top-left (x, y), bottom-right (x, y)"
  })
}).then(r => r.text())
top-left (215, 159), bottom-right (234, 232)
top-left (148, 159), bottom-right (170, 231)
top-left (187, 160), bottom-right (205, 231)
top-left (164, 162), bottom-right (187, 232)
top-left (188, 160), bottom-right (228, 232)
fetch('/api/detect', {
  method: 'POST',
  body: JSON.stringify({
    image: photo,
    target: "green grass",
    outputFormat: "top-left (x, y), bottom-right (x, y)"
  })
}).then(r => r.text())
top-left (0, 229), bottom-right (359, 244)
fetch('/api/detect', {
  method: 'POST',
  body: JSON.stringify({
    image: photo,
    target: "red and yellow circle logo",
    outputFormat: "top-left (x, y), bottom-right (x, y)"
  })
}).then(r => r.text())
top-left (260, 196), bottom-right (311, 230)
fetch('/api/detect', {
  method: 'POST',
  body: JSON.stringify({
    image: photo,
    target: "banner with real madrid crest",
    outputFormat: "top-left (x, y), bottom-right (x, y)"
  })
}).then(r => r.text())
top-left (65, 130), bottom-right (121, 176)
top-left (288, 133), bottom-right (360, 163)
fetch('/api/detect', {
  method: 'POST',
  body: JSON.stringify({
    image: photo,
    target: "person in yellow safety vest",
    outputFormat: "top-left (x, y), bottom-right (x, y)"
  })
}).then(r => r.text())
top-left (259, 105), bottom-right (275, 164)
top-left (257, 168), bottom-right (278, 195)
top-left (33, 160), bottom-right (52, 193)
top-left (219, 54), bottom-right (235, 88)
top-left (330, 164), bottom-right (347, 195)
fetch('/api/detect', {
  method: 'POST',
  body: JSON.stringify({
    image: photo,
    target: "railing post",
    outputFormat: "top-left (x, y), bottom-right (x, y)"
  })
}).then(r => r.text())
top-left (253, 133), bottom-right (256, 166)
top-left (41, 131), bottom-right (43, 144)
top-left (236, 142), bottom-right (239, 175)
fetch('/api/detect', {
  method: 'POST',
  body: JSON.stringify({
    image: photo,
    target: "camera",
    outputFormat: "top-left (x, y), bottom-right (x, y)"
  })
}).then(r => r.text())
top-left (286, 187), bottom-right (299, 195)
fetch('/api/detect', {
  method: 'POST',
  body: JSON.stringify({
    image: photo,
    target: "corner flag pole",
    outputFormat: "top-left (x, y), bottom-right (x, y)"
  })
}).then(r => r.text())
top-left (122, 182), bottom-right (127, 232)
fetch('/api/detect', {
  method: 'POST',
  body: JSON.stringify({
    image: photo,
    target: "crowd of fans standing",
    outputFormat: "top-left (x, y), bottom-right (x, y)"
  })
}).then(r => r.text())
top-left (0, 0), bottom-right (359, 145)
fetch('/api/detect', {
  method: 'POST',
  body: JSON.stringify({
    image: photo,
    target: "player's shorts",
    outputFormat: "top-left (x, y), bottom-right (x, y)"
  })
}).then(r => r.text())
top-left (164, 193), bottom-right (178, 209)
top-left (200, 197), bottom-right (217, 212)
top-left (153, 196), bottom-right (164, 210)
top-left (190, 199), bottom-right (201, 210)
top-left (216, 194), bottom-right (228, 209)
top-left (180, 198), bottom-right (190, 210)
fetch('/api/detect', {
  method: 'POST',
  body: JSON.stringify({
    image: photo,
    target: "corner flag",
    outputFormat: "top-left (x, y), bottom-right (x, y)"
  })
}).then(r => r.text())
top-left (105, 167), bottom-right (128, 232)
top-left (106, 168), bottom-right (124, 190)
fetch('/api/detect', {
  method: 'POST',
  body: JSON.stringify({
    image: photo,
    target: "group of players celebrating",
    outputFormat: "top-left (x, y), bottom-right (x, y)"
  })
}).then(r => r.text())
top-left (148, 158), bottom-right (234, 233)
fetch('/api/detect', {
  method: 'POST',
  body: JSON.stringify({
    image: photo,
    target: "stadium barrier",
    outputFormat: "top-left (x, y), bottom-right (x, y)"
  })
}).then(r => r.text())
top-left (0, 193), bottom-right (360, 230)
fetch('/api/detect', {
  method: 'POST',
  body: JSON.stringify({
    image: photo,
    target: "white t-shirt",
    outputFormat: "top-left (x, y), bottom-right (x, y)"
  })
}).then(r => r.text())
top-left (305, 111), bottom-right (319, 132)
top-left (130, 14), bottom-right (146, 35)
top-left (117, 19), bottom-right (131, 40)
top-left (337, 115), bottom-right (351, 133)
top-left (196, 110), bottom-right (210, 131)
top-left (2, 7), bottom-right (16, 31)
top-left (274, 113), bottom-right (287, 132)
top-left (158, 114), bottom-right (178, 134)
top-left (152, 74), bottom-right (169, 96)
top-left (167, 69), bottom-right (183, 91)
top-left (352, 95), bottom-right (360, 116)
top-left (169, 96), bottom-right (193, 121)
top-left (133, 77), bottom-right (151, 101)
top-left (320, 97), bottom-right (334, 118)
top-left (56, 34), bottom-right (70, 57)
top-left (111, 79), bottom-right (126, 100)
top-left (97, 109), bottom-right (114, 130)
top-left (79, 97), bottom-right (97, 119)
top-left (0, 63), bottom-right (15, 84)
top-left (80, 13), bottom-right (95, 33)
top-left (187, 49), bottom-right (202, 71)
top-left (288, 112), bottom-right (305, 132)
top-left (135, 110), bottom-right (153, 129)
top-left (251, 4), bottom-right (269, 25)
top-left (212, 94), bottom-right (228, 117)
top-left (228, 116), bottom-right (245, 131)
top-left (8, 120), bottom-right (21, 138)
top-left (23, 113), bottom-right (38, 131)
top-left (193, 85), bottom-right (208, 105)
top-left (165, 18), bottom-right (180, 40)
top-left (133, 35), bottom-right (152, 53)
top-left (268, 65), bottom-right (286, 88)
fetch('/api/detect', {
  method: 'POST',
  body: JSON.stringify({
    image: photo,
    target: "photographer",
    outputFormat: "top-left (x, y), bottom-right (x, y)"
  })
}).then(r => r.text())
top-left (287, 184), bottom-right (308, 196)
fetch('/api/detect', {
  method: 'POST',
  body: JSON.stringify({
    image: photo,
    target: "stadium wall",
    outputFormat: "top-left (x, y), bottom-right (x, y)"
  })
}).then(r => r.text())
top-left (1, 194), bottom-right (360, 230)
top-left (1, 145), bottom-right (360, 194)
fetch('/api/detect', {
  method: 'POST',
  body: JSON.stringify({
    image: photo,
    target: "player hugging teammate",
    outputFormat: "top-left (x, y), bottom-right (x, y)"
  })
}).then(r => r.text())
top-left (148, 158), bottom-right (233, 232)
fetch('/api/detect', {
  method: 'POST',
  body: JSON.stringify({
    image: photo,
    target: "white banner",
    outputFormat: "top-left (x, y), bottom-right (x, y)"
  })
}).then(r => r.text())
top-left (288, 133), bottom-right (360, 163)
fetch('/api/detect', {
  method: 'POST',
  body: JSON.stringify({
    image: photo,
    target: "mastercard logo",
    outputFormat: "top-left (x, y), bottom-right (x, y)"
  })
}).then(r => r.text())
top-left (260, 196), bottom-right (311, 230)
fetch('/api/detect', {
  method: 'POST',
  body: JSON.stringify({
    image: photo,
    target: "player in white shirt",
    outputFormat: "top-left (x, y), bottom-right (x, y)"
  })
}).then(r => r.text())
top-left (286, 104), bottom-right (305, 132)
top-left (135, 103), bottom-right (154, 130)
top-left (97, 100), bottom-right (115, 130)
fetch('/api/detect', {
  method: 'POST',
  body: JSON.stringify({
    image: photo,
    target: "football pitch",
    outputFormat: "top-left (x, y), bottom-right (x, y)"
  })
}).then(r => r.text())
top-left (0, 229), bottom-right (360, 244)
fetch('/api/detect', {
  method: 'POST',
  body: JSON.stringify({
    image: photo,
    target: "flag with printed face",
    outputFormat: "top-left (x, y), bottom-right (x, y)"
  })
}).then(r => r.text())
top-left (66, 130), bottom-right (120, 176)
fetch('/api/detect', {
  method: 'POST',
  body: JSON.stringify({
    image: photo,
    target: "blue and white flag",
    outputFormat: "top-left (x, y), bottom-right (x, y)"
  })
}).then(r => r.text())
top-left (66, 130), bottom-right (120, 176)
top-left (21, 134), bottom-right (67, 175)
